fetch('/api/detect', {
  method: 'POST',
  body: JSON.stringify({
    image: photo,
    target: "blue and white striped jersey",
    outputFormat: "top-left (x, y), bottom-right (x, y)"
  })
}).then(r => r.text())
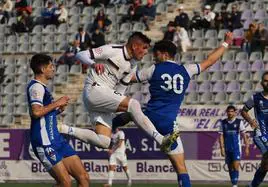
top-left (27, 79), bottom-right (65, 147)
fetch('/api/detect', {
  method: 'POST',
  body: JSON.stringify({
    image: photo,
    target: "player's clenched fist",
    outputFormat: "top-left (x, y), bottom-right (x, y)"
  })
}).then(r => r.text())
top-left (93, 63), bottom-right (105, 75)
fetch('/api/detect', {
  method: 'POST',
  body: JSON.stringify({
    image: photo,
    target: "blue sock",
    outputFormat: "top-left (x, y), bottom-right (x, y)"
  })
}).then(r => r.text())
top-left (251, 168), bottom-right (267, 187)
top-left (229, 170), bottom-right (239, 185)
top-left (177, 173), bottom-right (191, 187)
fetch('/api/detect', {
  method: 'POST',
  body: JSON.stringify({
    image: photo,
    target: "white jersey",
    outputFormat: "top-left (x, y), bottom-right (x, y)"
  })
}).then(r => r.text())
top-left (111, 130), bottom-right (126, 154)
top-left (76, 44), bottom-right (137, 89)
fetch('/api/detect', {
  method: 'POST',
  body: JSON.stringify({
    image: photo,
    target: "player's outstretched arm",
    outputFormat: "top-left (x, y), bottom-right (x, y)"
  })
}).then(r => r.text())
top-left (241, 107), bottom-right (258, 130)
top-left (199, 32), bottom-right (233, 72)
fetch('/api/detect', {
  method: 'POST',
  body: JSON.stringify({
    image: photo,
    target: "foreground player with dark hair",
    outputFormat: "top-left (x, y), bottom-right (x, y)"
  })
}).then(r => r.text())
top-left (242, 71), bottom-right (268, 187)
top-left (27, 54), bottom-right (89, 187)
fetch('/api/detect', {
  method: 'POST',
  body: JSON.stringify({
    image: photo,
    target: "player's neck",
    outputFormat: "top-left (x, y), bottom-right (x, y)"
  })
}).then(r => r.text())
top-left (34, 75), bottom-right (48, 85)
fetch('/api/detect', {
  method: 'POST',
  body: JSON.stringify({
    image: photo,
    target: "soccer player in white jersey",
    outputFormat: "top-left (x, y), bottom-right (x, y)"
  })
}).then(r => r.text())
top-left (112, 32), bottom-right (233, 186)
top-left (103, 128), bottom-right (131, 187)
top-left (27, 54), bottom-right (89, 187)
top-left (59, 32), bottom-right (176, 152)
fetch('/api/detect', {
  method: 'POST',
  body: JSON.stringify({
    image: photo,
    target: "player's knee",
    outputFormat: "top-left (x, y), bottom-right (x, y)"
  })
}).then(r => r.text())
top-left (77, 171), bottom-right (90, 185)
top-left (60, 176), bottom-right (72, 187)
top-left (98, 134), bottom-right (111, 149)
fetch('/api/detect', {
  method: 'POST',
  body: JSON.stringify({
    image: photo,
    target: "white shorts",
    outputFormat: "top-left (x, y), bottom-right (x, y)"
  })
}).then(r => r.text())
top-left (167, 136), bottom-right (184, 155)
top-left (109, 152), bottom-right (128, 167)
top-left (83, 83), bottom-right (126, 128)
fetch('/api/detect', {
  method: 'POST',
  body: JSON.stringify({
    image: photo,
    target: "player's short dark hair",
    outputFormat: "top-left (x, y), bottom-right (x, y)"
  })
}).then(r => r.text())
top-left (30, 54), bottom-right (52, 75)
top-left (153, 40), bottom-right (177, 58)
top-left (128, 32), bottom-right (151, 45)
top-left (226, 105), bottom-right (236, 111)
top-left (262, 71), bottom-right (268, 81)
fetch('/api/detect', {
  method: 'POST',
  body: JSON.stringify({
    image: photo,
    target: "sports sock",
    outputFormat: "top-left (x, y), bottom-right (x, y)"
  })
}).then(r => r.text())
top-left (177, 173), bottom-right (191, 187)
top-left (229, 170), bottom-right (239, 185)
top-left (124, 168), bottom-right (131, 181)
top-left (108, 170), bottom-right (114, 186)
top-left (127, 99), bottom-right (163, 145)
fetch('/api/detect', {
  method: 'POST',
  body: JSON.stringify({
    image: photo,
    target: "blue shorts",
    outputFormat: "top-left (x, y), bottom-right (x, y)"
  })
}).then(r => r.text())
top-left (225, 151), bottom-right (241, 164)
top-left (32, 141), bottom-right (76, 171)
top-left (254, 135), bottom-right (268, 154)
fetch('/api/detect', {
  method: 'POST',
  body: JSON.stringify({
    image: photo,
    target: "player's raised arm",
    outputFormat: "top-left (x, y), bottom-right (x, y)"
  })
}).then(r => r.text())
top-left (199, 32), bottom-right (233, 72)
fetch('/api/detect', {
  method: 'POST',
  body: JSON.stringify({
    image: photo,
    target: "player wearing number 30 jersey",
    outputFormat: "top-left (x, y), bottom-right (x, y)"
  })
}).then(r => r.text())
top-left (136, 58), bottom-right (199, 135)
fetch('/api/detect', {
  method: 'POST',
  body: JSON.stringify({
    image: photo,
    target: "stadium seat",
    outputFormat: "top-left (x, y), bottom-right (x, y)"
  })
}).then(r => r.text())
top-left (241, 9), bottom-right (253, 21)
top-left (251, 60), bottom-right (264, 72)
top-left (15, 74), bottom-right (28, 84)
top-left (255, 82), bottom-right (263, 91)
top-left (205, 30), bottom-right (217, 39)
top-left (254, 9), bottom-right (266, 21)
top-left (15, 94), bottom-right (27, 105)
top-left (249, 51), bottom-right (262, 62)
top-left (69, 65), bottom-right (81, 74)
top-left (56, 34), bottom-right (67, 44)
top-left (243, 91), bottom-right (254, 102)
top-left (243, 19), bottom-right (253, 30)
top-left (198, 81), bottom-right (212, 93)
top-left (225, 71), bottom-right (237, 82)
top-left (69, 6), bottom-right (81, 16)
top-left (118, 4), bottom-right (130, 15)
top-left (15, 84), bottom-right (27, 94)
top-left (252, 71), bottom-right (264, 82)
top-left (214, 92), bottom-right (228, 104)
top-left (43, 43), bottom-right (55, 53)
top-left (185, 92), bottom-right (199, 104)
top-left (133, 22), bottom-right (146, 32)
top-left (239, 1), bottom-right (251, 12)
top-left (213, 2), bottom-right (226, 12)
top-left (222, 60), bottom-right (236, 72)
top-left (55, 74), bottom-right (68, 84)
top-left (14, 104), bottom-right (28, 115)
top-left (32, 0), bottom-right (43, 8)
top-left (204, 38), bottom-right (218, 50)
top-left (30, 43), bottom-right (42, 53)
top-left (1, 115), bottom-right (14, 126)
top-left (0, 104), bottom-right (14, 115)
top-left (156, 2), bottom-right (167, 15)
top-left (237, 60), bottom-right (250, 72)
top-left (16, 65), bottom-right (28, 75)
top-left (186, 81), bottom-right (198, 93)
top-left (56, 64), bottom-right (69, 74)
top-left (76, 94), bottom-right (83, 105)
top-left (192, 38), bottom-right (205, 50)
top-left (18, 34), bottom-right (30, 44)
top-left (181, 52), bottom-right (193, 63)
top-left (228, 92), bottom-right (242, 104)
top-left (196, 71), bottom-right (210, 82)
top-left (194, 51), bottom-right (206, 63)
top-left (208, 61), bottom-right (221, 72)
top-left (200, 92), bottom-right (214, 104)
top-left (2, 94), bottom-right (14, 105)
top-left (4, 65), bottom-right (15, 75)
top-left (119, 22), bottom-right (132, 33)
top-left (211, 71), bottom-right (224, 82)
top-left (30, 34), bottom-right (42, 44)
top-left (222, 50), bottom-right (235, 62)
top-left (42, 25), bottom-right (56, 34)
top-left (191, 30), bottom-right (203, 40)
top-left (263, 52), bottom-right (268, 61)
top-left (6, 43), bottom-right (17, 53)
top-left (57, 23), bottom-right (68, 34)
top-left (226, 80), bottom-right (240, 93)
top-left (43, 34), bottom-right (55, 43)
top-left (18, 43), bottom-right (30, 53)
top-left (238, 71), bottom-right (251, 82)
top-left (218, 29), bottom-right (229, 40)
top-left (235, 51), bottom-right (248, 62)
top-left (241, 81), bottom-right (254, 93)
top-left (212, 81), bottom-right (226, 93)
top-left (69, 15), bottom-right (80, 25)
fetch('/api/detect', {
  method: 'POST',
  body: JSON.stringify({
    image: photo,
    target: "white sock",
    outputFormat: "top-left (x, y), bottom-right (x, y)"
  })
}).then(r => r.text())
top-left (125, 168), bottom-right (131, 181)
top-left (62, 125), bottom-right (111, 148)
top-left (127, 99), bottom-right (163, 145)
top-left (108, 170), bottom-right (114, 186)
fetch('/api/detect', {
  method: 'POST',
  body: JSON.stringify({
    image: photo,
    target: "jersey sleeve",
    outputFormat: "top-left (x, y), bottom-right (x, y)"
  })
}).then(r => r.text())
top-left (239, 120), bottom-right (247, 133)
top-left (218, 120), bottom-right (223, 134)
top-left (119, 131), bottom-right (125, 140)
top-left (243, 95), bottom-right (254, 111)
top-left (184, 64), bottom-right (201, 78)
top-left (135, 65), bottom-right (155, 82)
top-left (28, 83), bottom-right (45, 106)
top-left (75, 45), bottom-right (113, 65)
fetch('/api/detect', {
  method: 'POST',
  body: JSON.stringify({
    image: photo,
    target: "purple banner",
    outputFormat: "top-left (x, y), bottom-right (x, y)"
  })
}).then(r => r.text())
top-left (0, 129), bottom-right (261, 161)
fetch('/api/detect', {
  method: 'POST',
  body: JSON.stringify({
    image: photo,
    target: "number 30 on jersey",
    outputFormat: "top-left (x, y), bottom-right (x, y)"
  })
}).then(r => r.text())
top-left (160, 73), bottom-right (184, 94)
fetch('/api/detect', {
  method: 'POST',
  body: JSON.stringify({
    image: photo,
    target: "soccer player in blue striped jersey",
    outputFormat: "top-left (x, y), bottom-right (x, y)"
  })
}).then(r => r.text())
top-left (242, 71), bottom-right (268, 187)
top-left (27, 54), bottom-right (89, 187)
top-left (219, 105), bottom-right (249, 187)
top-left (113, 32), bottom-right (233, 187)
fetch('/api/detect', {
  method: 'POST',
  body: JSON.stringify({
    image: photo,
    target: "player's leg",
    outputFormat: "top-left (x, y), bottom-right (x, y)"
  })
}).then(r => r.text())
top-left (32, 145), bottom-right (72, 187)
top-left (104, 153), bottom-right (117, 187)
top-left (117, 97), bottom-right (164, 145)
top-left (121, 154), bottom-right (131, 186)
top-left (248, 136), bottom-right (268, 187)
top-left (167, 137), bottom-right (191, 187)
top-left (230, 159), bottom-right (240, 187)
top-left (62, 155), bottom-right (89, 187)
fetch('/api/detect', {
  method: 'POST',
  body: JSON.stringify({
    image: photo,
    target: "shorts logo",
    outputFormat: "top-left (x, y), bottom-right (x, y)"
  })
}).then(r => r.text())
top-left (45, 147), bottom-right (56, 161)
